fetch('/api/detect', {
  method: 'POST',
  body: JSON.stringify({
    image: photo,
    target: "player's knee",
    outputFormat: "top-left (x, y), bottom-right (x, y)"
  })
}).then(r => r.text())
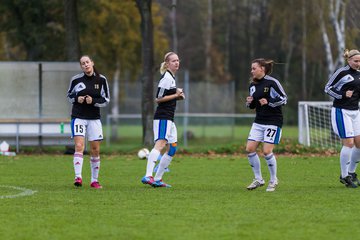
top-left (263, 150), bottom-right (273, 156)
top-left (168, 143), bottom-right (177, 157)
top-left (75, 143), bottom-right (84, 152)
top-left (246, 145), bottom-right (256, 153)
top-left (154, 139), bottom-right (167, 151)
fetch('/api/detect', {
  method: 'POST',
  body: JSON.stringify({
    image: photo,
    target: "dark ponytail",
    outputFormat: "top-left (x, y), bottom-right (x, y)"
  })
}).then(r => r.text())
top-left (252, 58), bottom-right (274, 75)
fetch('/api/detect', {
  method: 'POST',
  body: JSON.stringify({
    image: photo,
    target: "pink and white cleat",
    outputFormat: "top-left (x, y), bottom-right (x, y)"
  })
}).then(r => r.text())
top-left (74, 177), bottom-right (83, 187)
top-left (90, 181), bottom-right (103, 189)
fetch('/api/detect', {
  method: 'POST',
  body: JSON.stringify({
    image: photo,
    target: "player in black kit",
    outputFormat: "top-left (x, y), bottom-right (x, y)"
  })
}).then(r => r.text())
top-left (67, 55), bottom-right (110, 189)
top-left (324, 49), bottom-right (360, 188)
top-left (141, 52), bottom-right (185, 188)
top-left (245, 58), bottom-right (287, 192)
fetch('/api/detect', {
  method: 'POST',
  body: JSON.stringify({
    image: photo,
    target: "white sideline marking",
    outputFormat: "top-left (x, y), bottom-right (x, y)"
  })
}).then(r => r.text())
top-left (0, 185), bottom-right (37, 199)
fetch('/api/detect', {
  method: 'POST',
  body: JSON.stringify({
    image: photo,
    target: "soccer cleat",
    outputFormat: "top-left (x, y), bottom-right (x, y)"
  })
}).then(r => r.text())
top-left (246, 179), bottom-right (265, 190)
top-left (141, 176), bottom-right (155, 186)
top-left (74, 177), bottom-right (83, 187)
top-left (340, 175), bottom-right (357, 188)
top-left (349, 172), bottom-right (360, 186)
top-left (266, 179), bottom-right (279, 192)
top-left (152, 180), bottom-right (172, 188)
top-left (90, 181), bottom-right (103, 189)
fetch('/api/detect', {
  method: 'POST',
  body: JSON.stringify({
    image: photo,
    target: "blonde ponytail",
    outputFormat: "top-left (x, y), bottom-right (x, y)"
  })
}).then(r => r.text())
top-left (160, 61), bottom-right (167, 74)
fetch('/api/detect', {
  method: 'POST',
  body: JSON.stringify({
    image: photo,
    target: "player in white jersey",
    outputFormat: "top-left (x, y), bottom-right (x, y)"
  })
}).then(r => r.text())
top-left (141, 52), bottom-right (185, 188)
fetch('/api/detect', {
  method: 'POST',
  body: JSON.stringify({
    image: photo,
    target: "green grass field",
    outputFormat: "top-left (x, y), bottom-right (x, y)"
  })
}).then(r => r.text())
top-left (1, 152), bottom-right (360, 240)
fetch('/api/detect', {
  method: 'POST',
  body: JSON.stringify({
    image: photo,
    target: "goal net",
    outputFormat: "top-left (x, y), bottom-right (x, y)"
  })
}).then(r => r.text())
top-left (298, 101), bottom-right (341, 149)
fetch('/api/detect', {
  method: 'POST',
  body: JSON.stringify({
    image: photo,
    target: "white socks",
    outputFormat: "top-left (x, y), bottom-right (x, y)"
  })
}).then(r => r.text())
top-left (90, 156), bottom-right (100, 183)
top-left (349, 147), bottom-right (360, 174)
top-left (73, 152), bottom-right (83, 178)
top-left (154, 153), bottom-right (173, 181)
top-left (73, 152), bottom-right (101, 183)
top-left (265, 153), bottom-right (277, 182)
top-left (340, 146), bottom-right (352, 178)
top-left (248, 152), bottom-right (277, 182)
top-left (248, 152), bottom-right (262, 180)
top-left (146, 149), bottom-right (160, 176)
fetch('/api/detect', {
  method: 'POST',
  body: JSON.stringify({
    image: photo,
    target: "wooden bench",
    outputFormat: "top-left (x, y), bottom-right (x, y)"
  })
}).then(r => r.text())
top-left (0, 118), bottom-right (72, 152)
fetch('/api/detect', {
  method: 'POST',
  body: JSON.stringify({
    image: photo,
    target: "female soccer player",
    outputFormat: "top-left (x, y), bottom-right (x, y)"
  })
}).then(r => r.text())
top-left (67, 55), bottom-right (110, 189)
top-left (324, 49), bottom-right (360, 188)
top-left (141, 52), bottom-right (185, 188)
top-left (245, 58), bottom-right (287, 192)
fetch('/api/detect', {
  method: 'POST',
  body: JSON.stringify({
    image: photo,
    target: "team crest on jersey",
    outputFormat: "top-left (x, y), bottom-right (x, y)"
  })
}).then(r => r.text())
top-left (74, 82), bottom-right (86, 92)
top-left (94, 84), bottom-right (99, 89)
top-left (250, 86), bottom-right (256, 96)
top-left (264, 87), bottom-right (269, 93)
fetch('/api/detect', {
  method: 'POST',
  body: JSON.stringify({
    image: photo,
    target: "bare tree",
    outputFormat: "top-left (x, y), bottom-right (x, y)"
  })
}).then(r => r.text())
top-left (135, 0), bottom-right (155, 146)
top-left (301, 0), bottom-right (307, 100)
top-left (205, 0), bottom-right (212, 112)
top-left (64, 0), bottom-right (81, 61)
top-left (317, 0), bottom-right (346, 76)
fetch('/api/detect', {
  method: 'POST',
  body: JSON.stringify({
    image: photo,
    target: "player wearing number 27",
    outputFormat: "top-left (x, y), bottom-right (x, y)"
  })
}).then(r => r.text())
top-left (67, 55), bottom-right (110, 189)
top-left (245, 58), bottom-right (287, 192)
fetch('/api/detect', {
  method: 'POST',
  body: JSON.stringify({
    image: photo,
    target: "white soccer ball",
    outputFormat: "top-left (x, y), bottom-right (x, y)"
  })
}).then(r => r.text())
top-left (0, 141), bottom-right (9, 152)
top-left (137, 148), bottom-right (149, 159)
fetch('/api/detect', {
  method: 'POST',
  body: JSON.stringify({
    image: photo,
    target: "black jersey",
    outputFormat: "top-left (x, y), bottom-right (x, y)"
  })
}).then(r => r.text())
top-left (67, 72), bottom-right (110, 119)
top-left (154, 70), bottom-right (177, 121)
top-left (324, 65), bottom-right (360, 110)
top-left (246, 75), bottom-right (287, 127)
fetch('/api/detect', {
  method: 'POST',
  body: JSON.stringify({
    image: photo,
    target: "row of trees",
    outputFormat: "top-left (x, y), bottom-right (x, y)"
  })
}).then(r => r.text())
top-left (0, 0), bottom-right (360, 144)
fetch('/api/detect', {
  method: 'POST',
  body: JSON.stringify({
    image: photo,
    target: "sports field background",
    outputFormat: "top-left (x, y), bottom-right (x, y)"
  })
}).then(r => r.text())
top-left (0, 125), bottom-right (358, 240)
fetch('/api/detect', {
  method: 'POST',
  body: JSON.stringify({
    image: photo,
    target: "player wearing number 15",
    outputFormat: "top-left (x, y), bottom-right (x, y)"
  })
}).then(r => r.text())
top-left (66, 55), bottom-right (110, 189)
top-left (245, 58), bottom-right (287, 192)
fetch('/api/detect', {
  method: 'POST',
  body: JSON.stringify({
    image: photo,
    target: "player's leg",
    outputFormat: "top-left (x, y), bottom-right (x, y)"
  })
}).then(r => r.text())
top-left (261, 125), bottom-right (282, 192)
top-left (246, 123), bottom-right (264, 190)
top-left (152, 121), bottom-right (177, 188)
top-left (339, 138), bottom-right (356, 187)
top-left (263, 143), bottom-right (278, 192)
top-left (142, 120), bottom-right (168, 185)
top-left (153, 143), bottom-right (176, 188)
top-left (71, 118), bottom-right (87, 187)
top-left (349, 112), bottom-right (360, 185)
top-left (331, 108), bottom-right (357, 188)
top-left (349, 135), bottom-right (360, 185)
top-left (87, 120), bottom-right (103, 189)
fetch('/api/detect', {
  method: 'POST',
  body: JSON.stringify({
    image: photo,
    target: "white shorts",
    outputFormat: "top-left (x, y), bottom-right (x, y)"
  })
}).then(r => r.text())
top-left (71, 118), bottom-right (103, 141)
top-left (331, 107), bottom-right (360, 138)
top-left (153, 119), bottom-right (177, 143)
top-left (247, 123), bottom-right (282, 144)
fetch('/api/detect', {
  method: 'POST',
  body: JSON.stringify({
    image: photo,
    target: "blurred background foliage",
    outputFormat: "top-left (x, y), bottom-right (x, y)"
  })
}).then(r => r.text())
top-left (0, 0), bottom-right (360, 125)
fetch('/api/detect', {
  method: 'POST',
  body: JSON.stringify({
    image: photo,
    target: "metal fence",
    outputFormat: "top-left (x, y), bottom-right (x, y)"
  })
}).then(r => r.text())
top-left (0, 62), bottom-right (79, 119)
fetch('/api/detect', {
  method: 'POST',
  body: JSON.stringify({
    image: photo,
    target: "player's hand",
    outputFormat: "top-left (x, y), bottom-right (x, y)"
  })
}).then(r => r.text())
top-left (78, 96), bottom-right (86, 104)
top-left (246, 96), bottom-right (253, 104)
top-left (85, 95), bottom-right (93, 104)
top-left (176, 88), bottom-right (185, 100)
top-left (259, 98), bottom-right (268, 106)
top-left (346, 90), bottom-right (354, 98)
